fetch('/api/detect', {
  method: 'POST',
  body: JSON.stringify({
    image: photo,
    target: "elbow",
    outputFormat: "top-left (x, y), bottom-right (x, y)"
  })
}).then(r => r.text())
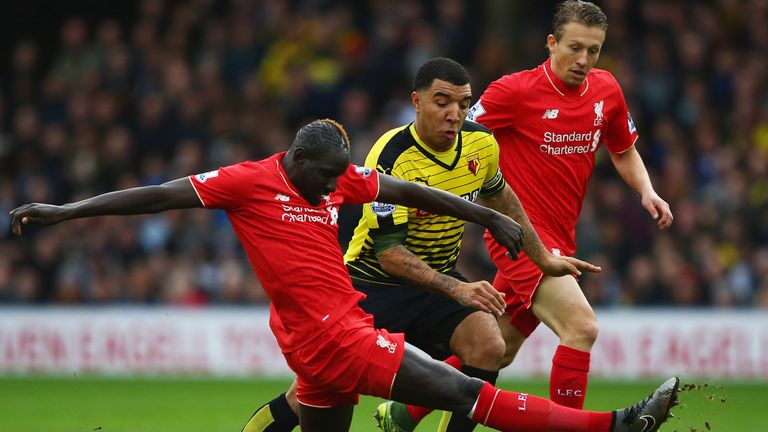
top-left (378, 254), bottom-right (397, 275)
top-left (377, 248), bottom-right (404, 277)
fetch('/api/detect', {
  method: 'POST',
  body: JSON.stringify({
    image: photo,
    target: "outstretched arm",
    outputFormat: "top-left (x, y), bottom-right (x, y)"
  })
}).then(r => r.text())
top-left (479, 185), bottom-right (601, 276)
top-left (376, 174), bottom-right (523, 259)
top-left (10, 178), bottom-right (202, 235)
top-left (609, 146), bottom-right (673, 230)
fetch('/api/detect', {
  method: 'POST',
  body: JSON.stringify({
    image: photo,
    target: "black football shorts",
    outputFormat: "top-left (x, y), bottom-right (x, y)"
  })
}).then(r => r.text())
top-left (354, 270), bottom-right (477, 360)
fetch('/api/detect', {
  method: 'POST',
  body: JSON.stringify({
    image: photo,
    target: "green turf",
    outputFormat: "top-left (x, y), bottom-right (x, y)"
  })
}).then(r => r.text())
top-left (0, 376), bottom-right (763, 431)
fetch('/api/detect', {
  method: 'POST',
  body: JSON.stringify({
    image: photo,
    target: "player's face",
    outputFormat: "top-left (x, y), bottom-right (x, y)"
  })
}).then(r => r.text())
top-left (297, 150), bottom-right (350, 205)
top-left (412, 79), bottom-right (472, 151)
top-left (547, 22), bottom-right (606, 87)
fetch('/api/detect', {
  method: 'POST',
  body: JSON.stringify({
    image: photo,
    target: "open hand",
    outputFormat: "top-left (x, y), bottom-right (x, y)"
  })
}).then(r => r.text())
top-left (451, 280), bottom-right (506, 316)
top-left (539, 254), bottom-right (601, 277)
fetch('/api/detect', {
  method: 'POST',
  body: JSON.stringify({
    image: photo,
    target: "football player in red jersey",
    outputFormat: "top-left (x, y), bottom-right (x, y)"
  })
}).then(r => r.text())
top-left (390, 1), bottom-right (674, 429)
top-left (476, 0), bottom-right (674, 409)
top-left (10, 119), bottom-right (677, 432)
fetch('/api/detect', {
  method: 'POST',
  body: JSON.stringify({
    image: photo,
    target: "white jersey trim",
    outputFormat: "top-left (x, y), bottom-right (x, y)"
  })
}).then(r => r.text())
top-left (188, 176), bottom-right (207, 207)
top-left (612, 134), bottom-right (640, 155)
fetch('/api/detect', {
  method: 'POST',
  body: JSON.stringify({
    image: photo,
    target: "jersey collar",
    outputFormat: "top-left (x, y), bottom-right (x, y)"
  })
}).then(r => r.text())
top-left (543, 58), bottom-right (590, 97)
top-left (408, 123), bottom-right (462, 170)
top-left (275, 151), bottom-right (303, 198)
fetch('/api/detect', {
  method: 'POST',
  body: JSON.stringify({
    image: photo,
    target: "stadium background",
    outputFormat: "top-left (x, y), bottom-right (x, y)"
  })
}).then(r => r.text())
top-left (0, 0), bottom-right (766, 431)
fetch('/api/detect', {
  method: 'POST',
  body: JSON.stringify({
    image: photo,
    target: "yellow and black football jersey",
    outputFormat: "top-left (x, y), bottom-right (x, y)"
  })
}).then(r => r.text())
top-left (344, 121), bottom-right (506, 286)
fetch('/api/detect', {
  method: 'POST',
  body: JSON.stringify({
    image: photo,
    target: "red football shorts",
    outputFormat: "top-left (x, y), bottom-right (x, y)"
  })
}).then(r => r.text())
top-left (485, 228), bottom-right (573, 338)
top-left (283, 306), bottom-right (405, 407)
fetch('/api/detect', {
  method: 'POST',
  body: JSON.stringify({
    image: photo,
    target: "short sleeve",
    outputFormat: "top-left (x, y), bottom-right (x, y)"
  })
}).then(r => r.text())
top-left (360, 161), bottom-right (409, 235)
top-left (479, 135), bottom-right (506, 197)
top-left (336, 164), bottom-right (380, 205)
top-left (604, 78), bottom-right (639, 154)
top-left (189, 162), bottom-right (255, 210)
top-left (468, 74), bottom-right (518, 130)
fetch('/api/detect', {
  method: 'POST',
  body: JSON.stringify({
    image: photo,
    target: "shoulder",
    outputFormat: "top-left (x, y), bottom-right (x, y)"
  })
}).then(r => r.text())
top-left (588, 67), bottom-right (624, 95)
top-left (484, 63), bottom-right (542, 99)
top-left (228, 159), bottom-right (271, 176)
top-left (461, 119), bottom-right (492, 135)
top-left (367, 125), bottom-right (416, 171)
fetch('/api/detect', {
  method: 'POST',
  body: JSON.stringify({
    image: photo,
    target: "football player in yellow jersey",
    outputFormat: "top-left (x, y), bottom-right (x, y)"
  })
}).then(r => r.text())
top-left (242, 58), bottom-right (599, 432)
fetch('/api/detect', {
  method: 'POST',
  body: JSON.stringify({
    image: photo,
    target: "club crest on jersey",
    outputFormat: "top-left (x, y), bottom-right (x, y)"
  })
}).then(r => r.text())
top-left (354, 165), bottom-right (372, 178)
top-left (195, 170), bottom-right (219, 183)
top-left (376, 334), bottom-right (398, 354)
top-left (467, 154), bottom-right (480, 176)
top-left (593, 100), bottom-right (604, 126)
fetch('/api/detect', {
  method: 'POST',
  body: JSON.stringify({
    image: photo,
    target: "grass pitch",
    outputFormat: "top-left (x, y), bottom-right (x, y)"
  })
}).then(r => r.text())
top-left (0, 376), bottom-right (762, 431)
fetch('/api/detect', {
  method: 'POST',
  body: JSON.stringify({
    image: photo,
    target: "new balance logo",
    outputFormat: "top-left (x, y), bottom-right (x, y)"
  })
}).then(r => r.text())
top-left (274, 194), bottom-right (291, 202)
top-left (542, 109), bottom-right (559, 119)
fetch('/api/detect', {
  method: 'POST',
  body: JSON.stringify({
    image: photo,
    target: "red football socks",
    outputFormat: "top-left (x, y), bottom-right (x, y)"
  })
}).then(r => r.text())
top-left (471, 382), bottom-right (611, 431)
top-left (550, 345), bottom-right (591, 409)
top-left (405, 355), bottom-right (463, 422)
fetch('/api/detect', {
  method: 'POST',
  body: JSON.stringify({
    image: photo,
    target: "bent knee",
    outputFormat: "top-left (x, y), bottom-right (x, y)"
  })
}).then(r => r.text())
top-left (561, 316), bottom-right (599, 349)
top-left (500, 339), bottom-right (523, 368)
top-left (458, 334), bottom-right (505, 369)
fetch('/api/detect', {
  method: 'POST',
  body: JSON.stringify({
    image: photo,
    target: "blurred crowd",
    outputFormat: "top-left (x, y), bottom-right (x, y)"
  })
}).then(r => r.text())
top-left (0, 0), bottom-right (766, 308)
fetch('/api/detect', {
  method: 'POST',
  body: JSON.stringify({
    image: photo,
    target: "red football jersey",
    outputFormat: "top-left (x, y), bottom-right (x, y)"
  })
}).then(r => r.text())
top-left (189, 152), bottom-right (380, 352)
top-left (468, 58), bottom-right (638, 258)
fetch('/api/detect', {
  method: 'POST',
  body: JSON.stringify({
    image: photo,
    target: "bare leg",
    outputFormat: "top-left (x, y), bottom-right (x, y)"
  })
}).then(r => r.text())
top-left (497, 313), bottom-right (526, 368)
top-left (532, 275), bottom-right (597, 408)
top-left (449, 311), bottom-right (505, 369)
top-left (390, 343), bottom-right (484, 414)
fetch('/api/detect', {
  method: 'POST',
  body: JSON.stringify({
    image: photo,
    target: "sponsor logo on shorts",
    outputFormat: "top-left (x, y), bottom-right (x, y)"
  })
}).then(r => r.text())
top-left (376, 334), bottom-right (398, 354)
top-left (354, 166), bottom-right (372, 178)
top-left (195, 170), bottom-right (219, 183)
top-left (551, 248), bottom-right (562, 256)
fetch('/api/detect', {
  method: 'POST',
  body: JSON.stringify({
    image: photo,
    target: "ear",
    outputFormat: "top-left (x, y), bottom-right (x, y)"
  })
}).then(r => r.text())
top-left (546, 34), bottom-right (557, 56)
top-left (292, 147), bottom-right (306, 165)
top-left (411, 91), bottom-right (421, 113)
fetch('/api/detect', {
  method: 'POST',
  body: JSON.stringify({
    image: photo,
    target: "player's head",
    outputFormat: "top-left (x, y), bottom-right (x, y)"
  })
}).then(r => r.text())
top-left (285, 119), bottom-right (351, 205)
top-left (411, 57), bottom-right (472, 151)
top-left (547, 0), bottom-right (608, 87)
